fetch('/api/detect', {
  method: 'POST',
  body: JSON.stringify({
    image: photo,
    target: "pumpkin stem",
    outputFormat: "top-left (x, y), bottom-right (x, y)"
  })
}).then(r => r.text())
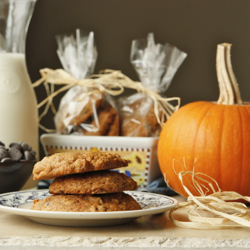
top-left (216, 43), bottom-right (243, 105)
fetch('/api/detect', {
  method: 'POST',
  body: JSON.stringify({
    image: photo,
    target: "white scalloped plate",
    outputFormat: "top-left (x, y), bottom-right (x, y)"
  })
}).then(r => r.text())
top-left (0, 190), bottom-right (178, 227)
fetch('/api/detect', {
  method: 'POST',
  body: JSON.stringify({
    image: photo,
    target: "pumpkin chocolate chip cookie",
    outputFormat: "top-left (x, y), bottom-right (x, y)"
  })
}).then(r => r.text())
top-left (30, 192), bottom-right (141, 212)
top-left (84, 105), bottom-right (118, 136)
top-left (49, 170), bottom-right (138, 195)
top-left (67, 93), bottom-right (103, 128)
top-left (33, 151), bottom-right (128, 180)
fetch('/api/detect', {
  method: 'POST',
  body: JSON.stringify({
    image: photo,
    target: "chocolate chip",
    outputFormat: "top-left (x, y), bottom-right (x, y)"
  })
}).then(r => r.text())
top-left (8, 148), bottom-right (22, 161)
top-left (1, 157), bottom-right (14, 163)
top-left (30, 150), bottom-right (36, 157)
top-left (0, 148), bottom-right (9, 159)
top-left (20, 142), bottom-right (32, 152)
top-left (9, 142), bottom-right (22, 151)
top-left (24, 151), bottom-right (36, 161)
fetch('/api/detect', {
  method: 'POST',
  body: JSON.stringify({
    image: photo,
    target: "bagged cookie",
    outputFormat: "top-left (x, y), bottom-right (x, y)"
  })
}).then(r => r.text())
top-left (118, 33), bottom-right (187, 137)
top-left (54, 29), bottom-right (120, 135)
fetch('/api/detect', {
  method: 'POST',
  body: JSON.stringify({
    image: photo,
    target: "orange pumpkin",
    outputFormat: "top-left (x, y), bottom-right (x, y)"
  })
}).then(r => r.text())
top-left (157, 43), bottom-right (250, 198)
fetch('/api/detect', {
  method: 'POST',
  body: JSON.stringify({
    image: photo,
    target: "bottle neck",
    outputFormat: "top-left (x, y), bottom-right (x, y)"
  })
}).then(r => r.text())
top-left (0, 0), bottom-right (36, 53)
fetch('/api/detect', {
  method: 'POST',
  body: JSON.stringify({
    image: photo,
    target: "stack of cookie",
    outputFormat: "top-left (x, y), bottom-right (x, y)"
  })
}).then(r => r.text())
top-left (31, 151), bottom-right (141, 212)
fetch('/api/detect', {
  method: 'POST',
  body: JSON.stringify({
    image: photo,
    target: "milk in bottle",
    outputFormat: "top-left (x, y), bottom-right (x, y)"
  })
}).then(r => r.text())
top-left (0, 53), bottom-right (38, 153)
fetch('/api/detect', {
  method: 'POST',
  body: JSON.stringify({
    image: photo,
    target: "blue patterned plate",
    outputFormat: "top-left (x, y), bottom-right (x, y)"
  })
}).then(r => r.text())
top-left (0, 190), bottom-right (178, 227)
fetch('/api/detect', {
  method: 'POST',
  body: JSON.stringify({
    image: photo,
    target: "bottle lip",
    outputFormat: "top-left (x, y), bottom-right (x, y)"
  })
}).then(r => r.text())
top-left (0, 0), bottom-right (37, 6)
top-left (0, 0), bottom-right (37, 3)
top-left (10, 0), bottom-right (36, 1)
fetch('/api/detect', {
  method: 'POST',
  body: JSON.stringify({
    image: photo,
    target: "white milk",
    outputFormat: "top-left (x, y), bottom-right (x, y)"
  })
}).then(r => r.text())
top-left (0, 53), bottom-right (39, 188)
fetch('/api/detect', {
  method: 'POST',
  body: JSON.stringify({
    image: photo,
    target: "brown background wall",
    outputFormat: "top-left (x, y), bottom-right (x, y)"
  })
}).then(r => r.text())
top-left (25, 0), bottom-right (250, 159)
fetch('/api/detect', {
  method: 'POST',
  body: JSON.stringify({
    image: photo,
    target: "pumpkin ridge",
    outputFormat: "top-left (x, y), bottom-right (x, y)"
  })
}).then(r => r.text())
top-left (219, 105), bottom-right (244, 193)
top-left (238, 107), bottom-right (245, 193)
top-left (176, 102), bottom-right (211, 194)
top-left (238, 106), bottom-right (250, 194)
top-left (191, 103), bottom-right (222, 194)
top-left (219, 105), bottom-right (230, 191)
top-left (216, 105), bottom-right (225, 188)
top-left (193, 102), bottom-right (214, 161)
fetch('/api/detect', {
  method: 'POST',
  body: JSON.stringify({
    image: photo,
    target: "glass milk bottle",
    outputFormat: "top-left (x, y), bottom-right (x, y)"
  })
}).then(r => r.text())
top-left (0, 0), bottom-right (38, 188)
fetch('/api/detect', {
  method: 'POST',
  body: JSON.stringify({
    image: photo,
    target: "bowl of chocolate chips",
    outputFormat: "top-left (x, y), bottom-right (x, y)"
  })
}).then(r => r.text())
top-left (0, 141), bottom-right (36, 194)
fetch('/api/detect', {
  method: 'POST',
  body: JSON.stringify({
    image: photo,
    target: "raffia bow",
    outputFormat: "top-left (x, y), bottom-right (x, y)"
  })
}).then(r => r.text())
top-left (168, 160), bottom-right (250, 229)
top-left (32, 68), bottom-right (180, 132)
top-left (99, 70), bottom-right (181, 126)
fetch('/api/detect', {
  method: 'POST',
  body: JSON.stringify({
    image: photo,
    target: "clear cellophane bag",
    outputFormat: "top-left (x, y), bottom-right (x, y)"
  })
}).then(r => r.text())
top-left (54, 29), bottom-right (120, 136)
top-left (118, 33), bottom-right (187, 137)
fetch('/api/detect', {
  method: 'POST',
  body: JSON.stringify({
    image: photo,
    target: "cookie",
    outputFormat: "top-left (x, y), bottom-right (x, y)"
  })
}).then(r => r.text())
top-left (107, 113), bottom-right (120, 136)
top-left (121, 115), bottom-right (161, 137)
top-left (30, 192), bottom-right (141, 212)
top-left (68, 93), bottom-right (103, 127)
top-left (33, 151), bottom-right (128, 180)
top-left (84, 105), bottom-right (118, 136)
top-left (57, 93), bottom-right (104, 134)
top-left (49, 170), bottom-right (138, 195)
top-left (120, 97), bottom-right (161, 137)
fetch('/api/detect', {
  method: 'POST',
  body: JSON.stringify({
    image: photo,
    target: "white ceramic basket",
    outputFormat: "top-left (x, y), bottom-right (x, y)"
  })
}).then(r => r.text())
top-left (40, 134), bottom-right (161, 188)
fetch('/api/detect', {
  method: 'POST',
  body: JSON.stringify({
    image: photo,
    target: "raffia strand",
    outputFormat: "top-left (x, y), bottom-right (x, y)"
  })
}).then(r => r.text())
top-left (167, 160), bottom-right (250, 229)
